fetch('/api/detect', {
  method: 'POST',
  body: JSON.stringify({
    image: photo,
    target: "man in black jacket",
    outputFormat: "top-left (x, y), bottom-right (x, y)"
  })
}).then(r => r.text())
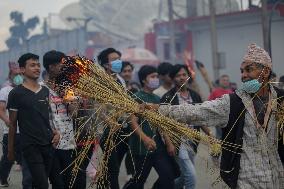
top-left (161, 64), bottom-right (212, 189)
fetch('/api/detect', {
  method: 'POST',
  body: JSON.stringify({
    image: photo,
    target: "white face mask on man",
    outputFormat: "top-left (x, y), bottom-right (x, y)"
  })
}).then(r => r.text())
top-left (241, 68), bottom-right (264, 94)
top-left (110, 59), bottom-right (122, 73)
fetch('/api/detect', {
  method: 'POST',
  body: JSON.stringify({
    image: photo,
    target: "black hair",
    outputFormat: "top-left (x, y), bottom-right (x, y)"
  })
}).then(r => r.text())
top-left (169, 64), bottom-right (193, 84)
top-left (18, 53), bottom-right (39, 68)
top-left (41, 70), bottom-right (48, 80)
top-left (270, 71), bottom-right (276, 78)
top-left (279, 75), bottom-right (284, 82)
top-left (169, 64), bottom-right (191, 79)
top-left (43, 50), bottom-right (66, 72)
top-left (138, 65), bottom-right (157, 87)
top-left (97, 48), bottom-right (121, 66)
top-left (122, 61), bottom-right (134, 71)
top-left (220, 74), bottom-right (229, 78)
top-left (215, 79), bottom-right (220, 86)
top-left (157, 62), bottom-right (173, 76)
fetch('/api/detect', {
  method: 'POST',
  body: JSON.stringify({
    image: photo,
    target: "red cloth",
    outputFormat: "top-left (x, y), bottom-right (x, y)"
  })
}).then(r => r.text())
top-left (208, 87), bottom-right (233, 101)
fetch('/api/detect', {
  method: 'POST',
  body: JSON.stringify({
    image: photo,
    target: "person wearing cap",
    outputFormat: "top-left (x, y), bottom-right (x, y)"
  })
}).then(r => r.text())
top-left (144, 44), bottom-right (284, 189)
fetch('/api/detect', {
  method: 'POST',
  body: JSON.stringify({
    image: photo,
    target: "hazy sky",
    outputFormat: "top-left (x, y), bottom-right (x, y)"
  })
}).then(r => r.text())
top-left (0, 0), bottom-right (79, 51)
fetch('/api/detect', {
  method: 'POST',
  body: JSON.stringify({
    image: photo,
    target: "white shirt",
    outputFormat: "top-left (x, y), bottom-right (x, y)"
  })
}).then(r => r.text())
top-left (45, 85), bottom-right (76, 150)
top-left (116, 74), bottom-right (126, 89)
top-left (0, 85), bottom-right (19, 134)
top-left (153, 85), bottom-right (169, 98)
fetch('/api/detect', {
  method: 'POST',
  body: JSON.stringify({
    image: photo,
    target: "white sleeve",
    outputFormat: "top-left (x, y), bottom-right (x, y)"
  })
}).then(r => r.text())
top-left (158, 94), bottom-right (230, 128)
top-left (0, 87), bottom-right (8, 103)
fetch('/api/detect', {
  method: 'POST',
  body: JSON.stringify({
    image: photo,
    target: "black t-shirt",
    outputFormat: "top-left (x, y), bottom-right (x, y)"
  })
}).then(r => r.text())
top-left (7, 85), bottom-right (53, 148)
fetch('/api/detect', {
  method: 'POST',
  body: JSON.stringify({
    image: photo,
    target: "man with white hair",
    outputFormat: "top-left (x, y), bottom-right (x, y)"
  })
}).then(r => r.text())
top-left (146, 44), bottom-right (284, 189)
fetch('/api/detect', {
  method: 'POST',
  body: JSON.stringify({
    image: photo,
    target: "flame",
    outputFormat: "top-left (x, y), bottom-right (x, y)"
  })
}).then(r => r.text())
top-left (56, 56), bottom-right (91, 86)
top-left (64, 89), bottom-right (76, 101)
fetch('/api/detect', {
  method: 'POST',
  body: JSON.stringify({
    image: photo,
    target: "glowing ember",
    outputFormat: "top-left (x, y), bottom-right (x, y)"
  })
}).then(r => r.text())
top-left (55, 56), bottom-right (92, 95)
top-left (64, 89), bottom-right (76, 101)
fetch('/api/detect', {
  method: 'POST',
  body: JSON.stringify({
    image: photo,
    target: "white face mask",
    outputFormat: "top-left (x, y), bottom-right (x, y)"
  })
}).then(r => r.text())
top-left (146, 78), bottom-right (160, 89)
top-left (13, 74), bottom-right (23, 85)
top-left (241, 79), bottom-right (262, 93)
top-left (241, 68), bottom-right (264, 94)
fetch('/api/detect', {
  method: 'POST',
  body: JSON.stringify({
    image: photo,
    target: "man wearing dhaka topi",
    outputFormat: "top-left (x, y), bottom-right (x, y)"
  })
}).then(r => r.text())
top-left (145, 43), bottom-right (284, 189)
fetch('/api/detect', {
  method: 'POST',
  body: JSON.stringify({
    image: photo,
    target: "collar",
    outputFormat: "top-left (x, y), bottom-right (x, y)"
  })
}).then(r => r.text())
top-left (236, 84), bottom-right (277, 133)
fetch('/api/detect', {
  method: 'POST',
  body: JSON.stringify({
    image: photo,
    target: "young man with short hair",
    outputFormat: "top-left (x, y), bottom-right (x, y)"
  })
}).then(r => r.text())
top-left (43, 50), bottom-right (91, 189)
top-left (97, 47), bottom-right (126, 88)
top-left (7, 53), bottom-right (60, 189)
top-left (162, 64), bottom-right (213, 189)
top-left (0, 62), bottom-right (33, 188)
top-left (153, 62), bottom-right (173, 98)
top-left (120, 61), bottom-right (138, 94)
top-left (97, 48), bottom-right (129, 189)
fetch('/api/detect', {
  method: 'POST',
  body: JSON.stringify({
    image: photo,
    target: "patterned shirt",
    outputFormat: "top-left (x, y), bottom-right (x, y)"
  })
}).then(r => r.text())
top-left (45, 85), bottom-right (76, 150)
top-left (159, 86), bottom-right (284, 189)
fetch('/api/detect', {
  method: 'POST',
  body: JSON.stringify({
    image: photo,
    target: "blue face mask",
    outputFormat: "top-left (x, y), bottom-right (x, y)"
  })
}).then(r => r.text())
top-left (147, 78), bottom-right (160, 89)
top-left (241, 79), bottom-right (262, 94)
top-left (13, 75), bottom-right (23, 86)
top-left (110, 59), bottom-right (122, 73)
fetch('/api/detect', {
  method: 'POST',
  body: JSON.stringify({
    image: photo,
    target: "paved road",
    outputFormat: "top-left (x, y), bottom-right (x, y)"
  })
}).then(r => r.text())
top-left (0, 121), bottom-right (227, 189)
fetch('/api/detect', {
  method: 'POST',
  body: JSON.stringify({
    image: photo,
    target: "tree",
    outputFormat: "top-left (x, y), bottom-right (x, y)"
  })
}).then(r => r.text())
top-left (5, 11), bottom-right (39, 49)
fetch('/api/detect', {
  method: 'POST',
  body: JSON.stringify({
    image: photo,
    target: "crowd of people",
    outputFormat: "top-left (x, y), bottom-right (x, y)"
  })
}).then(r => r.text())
top-left (0, 43), bottom-right (283, 189)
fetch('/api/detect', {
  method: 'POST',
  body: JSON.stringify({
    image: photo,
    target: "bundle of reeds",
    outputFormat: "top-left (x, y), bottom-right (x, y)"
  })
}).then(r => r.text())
top-left (55, 56), bottom-right (224, 148)
top-left (54, 56), bottom-right (242, 185)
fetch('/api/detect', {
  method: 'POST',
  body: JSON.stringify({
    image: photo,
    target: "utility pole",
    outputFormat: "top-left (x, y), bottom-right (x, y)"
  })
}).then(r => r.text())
top-left (186, 0), bottom-right (198, 17)
top-left (240, 0), bottom-right (243, 10)
top-left (168, 0), bottom-right (176, 64)
top-left (158, 0), bottom-right (163, 21)
top-left (248, 0), bottom-right (253, 8)
top-left (209, 0), bottom-right (219, 80)
top-left (261, 0), bottom-right (270, 55)
top-left (66, 17), bottom-right (92, 52)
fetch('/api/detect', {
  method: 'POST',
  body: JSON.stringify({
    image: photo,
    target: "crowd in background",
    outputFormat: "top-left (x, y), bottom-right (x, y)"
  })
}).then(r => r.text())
top-left (0, 46), bottom-right (283, 189)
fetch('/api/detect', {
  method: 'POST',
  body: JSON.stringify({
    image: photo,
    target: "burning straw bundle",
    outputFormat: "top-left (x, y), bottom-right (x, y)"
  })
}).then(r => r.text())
top-left (276, 98), bottom-right (284, 144)
top-left (55, 56), bottom-right (224, 148)
top-left (54, 56), bottom-right (241, 184)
